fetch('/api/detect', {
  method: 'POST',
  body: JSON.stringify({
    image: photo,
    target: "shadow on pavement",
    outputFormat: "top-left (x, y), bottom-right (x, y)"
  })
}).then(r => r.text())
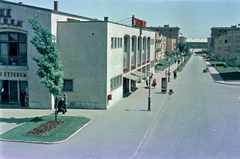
top-left (125, 109), bottom-right (148, 111)
top-left (0, 117), bottom-right (32, 124)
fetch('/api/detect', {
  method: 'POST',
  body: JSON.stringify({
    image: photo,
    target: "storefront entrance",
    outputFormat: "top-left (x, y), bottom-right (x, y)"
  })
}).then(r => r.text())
top-left (1, 80), bottom-right (27, 103)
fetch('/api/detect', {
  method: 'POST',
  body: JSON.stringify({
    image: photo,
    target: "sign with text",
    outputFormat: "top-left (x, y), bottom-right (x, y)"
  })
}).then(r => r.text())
top-left (132, 15), bottom-right (146, 28)
top-left (0, 70), bottom-right (27, 80)
top-left (0, 9), bottom-right (23, 27)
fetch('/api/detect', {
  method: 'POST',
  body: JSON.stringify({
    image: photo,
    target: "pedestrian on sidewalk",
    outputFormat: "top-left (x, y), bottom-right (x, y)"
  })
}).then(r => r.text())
top-left (165, 70), bottom-right (168, 77)
top-left (145, 77), bottom-right (149, 87)
top-left (20, 90), bottom-right (26, 106)
top-left (63, 93), bottom-right (67, 112)
top-left (57, 96), bottom-right (65, 114)
top-left (173, 70), bottom-right (177, 79)
top-left (152, 79), bottom-right (157, 88)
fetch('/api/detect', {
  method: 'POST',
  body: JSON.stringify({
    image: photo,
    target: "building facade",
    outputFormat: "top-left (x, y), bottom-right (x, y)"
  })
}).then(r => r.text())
top-left (210, 26), bottom-right (236, 50)
top-left (214, 29), bottom-right (240, 60)
top-left (186, 38), bottom-right (207, 50)
top-left (147, 25), bottom-right (180, 44)
top-left (57, 20), bottom-right (155, 109)
top-left (166, 38), bottom-right (176, 54)
top-left (0, 1), bottom-right (155, 109)
top-left (155, 33), bottom-right (166, 61)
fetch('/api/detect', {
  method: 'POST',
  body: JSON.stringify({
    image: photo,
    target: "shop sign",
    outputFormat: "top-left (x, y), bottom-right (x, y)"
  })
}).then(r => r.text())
top-left (0, 9), bottom-right (23, 27)
top-left (132, 15), bottom-right (146, 28)
top-left (0, 71), bottom-right (27, 78)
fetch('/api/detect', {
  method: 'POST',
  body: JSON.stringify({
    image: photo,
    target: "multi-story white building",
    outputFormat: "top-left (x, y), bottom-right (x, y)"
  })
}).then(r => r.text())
top-left (0, 1), bottom-right (155, 109)
top-left (57, 19), bottom-right (156, 109)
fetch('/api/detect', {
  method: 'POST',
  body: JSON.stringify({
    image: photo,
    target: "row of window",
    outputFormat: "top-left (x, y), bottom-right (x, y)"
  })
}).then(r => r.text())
top-left (110, 74), bottom-right (122, 91)
top-left (111, 37), bottom-right (123, 49)
top-left (220, 46), bottom-right (240, 52)
top-left (218, 36), bottom-right (240, 44)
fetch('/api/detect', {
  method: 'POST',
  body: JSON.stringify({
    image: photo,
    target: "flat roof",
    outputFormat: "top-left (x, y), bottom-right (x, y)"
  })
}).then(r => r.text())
top-left (1, 0), bottom-right (97, 21)
top-left (186, 38), bottom-right (207, 43)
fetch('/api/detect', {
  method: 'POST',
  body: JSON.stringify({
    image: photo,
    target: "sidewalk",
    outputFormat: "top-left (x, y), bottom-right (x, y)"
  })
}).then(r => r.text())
top-left (205, 61), bottom-right (240, 86)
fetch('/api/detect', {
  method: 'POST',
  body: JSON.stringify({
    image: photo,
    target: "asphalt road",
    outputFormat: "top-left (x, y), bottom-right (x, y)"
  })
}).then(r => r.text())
top-left (135, 55), bottom-right (240, 159)
top-left (1, 55), bottom-right (240, 159)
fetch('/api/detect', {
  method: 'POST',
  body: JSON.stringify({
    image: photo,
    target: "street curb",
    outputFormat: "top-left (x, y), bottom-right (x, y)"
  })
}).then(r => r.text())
top-left (0, 116), bottom-right (92, 144)
top-left (204, 60), bottom-right (240, 86)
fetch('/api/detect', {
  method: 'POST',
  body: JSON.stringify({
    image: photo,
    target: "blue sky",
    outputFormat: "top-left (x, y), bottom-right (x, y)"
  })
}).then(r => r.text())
top-left (7, 0), bottom-right (240, 38)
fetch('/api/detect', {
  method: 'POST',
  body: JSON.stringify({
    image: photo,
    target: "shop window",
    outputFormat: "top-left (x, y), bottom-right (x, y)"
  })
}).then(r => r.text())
top-left (0, 32), bottom-right (27, 65)
top-left (118, 38), bottom-right (120, 48)
top-left (114, 38), bottom-right (117, 48)
top-left (120, 38), bottom-right (122, 48)
top-left (62, 79), bottom-right (73, 91)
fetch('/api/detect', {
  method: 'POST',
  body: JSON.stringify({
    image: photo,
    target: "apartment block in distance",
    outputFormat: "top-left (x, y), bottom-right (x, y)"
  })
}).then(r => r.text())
top-left (214, 27), bottom-right (240, 60)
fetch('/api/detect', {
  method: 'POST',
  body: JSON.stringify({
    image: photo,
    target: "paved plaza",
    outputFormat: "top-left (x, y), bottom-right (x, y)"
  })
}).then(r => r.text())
top-left (1, 55), bottom-right (240, 159)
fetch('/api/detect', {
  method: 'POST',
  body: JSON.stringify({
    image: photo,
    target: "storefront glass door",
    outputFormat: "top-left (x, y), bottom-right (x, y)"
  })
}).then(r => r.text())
top-left (9, 81), bottom-right (18, 102)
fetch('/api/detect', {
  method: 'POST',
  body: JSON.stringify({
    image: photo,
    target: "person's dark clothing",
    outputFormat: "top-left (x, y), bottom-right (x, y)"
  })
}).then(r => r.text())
top-left (57, 99), bottom-right (65, 114)
top-left (63, 96), bottom-right (67, 112)
top-left (20, 91), bottom-right (25, 106)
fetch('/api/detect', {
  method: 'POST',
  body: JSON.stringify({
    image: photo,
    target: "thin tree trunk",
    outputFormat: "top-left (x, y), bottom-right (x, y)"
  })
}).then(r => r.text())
top-left (54, 96), bottom-right (58, 122)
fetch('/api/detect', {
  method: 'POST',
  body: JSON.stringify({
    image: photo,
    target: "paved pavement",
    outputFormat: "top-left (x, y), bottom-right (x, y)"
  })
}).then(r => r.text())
top-left (0, 55), bottom-right (240, 159)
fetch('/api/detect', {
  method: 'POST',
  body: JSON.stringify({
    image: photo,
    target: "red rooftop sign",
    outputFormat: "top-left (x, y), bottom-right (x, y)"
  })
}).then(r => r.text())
top-left (132, 15), bottom-right (146, 28)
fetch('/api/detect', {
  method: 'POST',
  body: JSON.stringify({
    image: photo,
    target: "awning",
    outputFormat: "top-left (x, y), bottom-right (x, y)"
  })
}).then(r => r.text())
top-left (123, 74), bottom-right (140, 81)
top-left (131, 71), bottom-right (145, 77)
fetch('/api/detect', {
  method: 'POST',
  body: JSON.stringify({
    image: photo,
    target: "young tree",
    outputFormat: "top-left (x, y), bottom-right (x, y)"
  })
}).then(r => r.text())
top-left (177, 42), bottom-right (186, 53)
top-left (28, 12), bottom-right (63, 121)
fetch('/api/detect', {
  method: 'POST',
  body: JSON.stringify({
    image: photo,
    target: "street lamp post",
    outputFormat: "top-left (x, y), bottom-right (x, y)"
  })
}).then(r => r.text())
top-left (168, 59), bottom-right (171, 82)
top-left (148, 70), bottom-right (152, 111)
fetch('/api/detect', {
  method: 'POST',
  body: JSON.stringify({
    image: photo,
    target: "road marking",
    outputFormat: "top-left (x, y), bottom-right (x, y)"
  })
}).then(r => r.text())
top-left (130, 76), bottom-right (178, 159)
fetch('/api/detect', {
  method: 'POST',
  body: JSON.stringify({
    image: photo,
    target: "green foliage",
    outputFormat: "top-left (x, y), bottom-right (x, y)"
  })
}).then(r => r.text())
top-left (28, 12), bottom-right (63, 97)
top-left (228, 53), bottom-right (240, 66)
top-left (164, 50), bottom-right (170, 57)
top-left (177, 42), bottom-right (186, 53)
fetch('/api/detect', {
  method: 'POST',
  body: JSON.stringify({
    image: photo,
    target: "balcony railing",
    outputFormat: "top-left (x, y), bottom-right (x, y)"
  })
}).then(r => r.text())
top-left (0, 55), bottom-right (27, 66)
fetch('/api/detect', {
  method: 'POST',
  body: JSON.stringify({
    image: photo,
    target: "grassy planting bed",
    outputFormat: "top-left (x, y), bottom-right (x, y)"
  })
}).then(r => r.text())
top-left (155, 56), bottom-right (183, 71)
top-left (208, 60), bottom-right (240, 81)
top-left (0, 115), bottom-right (91, 143)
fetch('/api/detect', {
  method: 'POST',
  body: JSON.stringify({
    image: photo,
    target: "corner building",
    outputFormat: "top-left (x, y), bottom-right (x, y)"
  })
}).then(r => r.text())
top-left (57, 20), bottom-right (155, 109)
top-left (0, 1), bottom-right (155, 109)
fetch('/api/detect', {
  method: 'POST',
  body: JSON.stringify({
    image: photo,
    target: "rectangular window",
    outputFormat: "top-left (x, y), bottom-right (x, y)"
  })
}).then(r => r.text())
top-left (224, 47), bottom-right (227, 51)
top-left (118, 38), bottom-right (120, 48)
top-left (236, 46), bottom-right (240, 52)
top-left (110, 75), bottom-right (122, 91)
top-left (114, 38), bottom-right (117, 48)
top-left (120, 38), bottom-right (122, 48)
top-left (111, 37), bottom-right (113, 49)
top-left (132, 37), bottom-right (135, 52)
top-left (236, 36), bottom-right (240, 42)
top-left (0, 32), bottom-right (8, 41)
top-left (9, 32), bottom-right (18, 41)
top-left (225, 40), bottom-right (227, 43)
top-left (62, 79), bottom-right (73, 91)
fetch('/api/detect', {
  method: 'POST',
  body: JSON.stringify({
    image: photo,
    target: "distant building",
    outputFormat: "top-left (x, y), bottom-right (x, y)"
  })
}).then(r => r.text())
top-left (167, 38), bottom-right (177, 54)
top-left (186, 38), bottom-right (207, 49)
top-left (210, 26), bottom-right (236, 49)
top-left (155, 33), bottom-right (167, 61)
top-left (179, 33), bottom-right (187, 43)
top-left (147, 25), bottom-right (180, 44)
top-left (214, 28), bottom-right (240, 60)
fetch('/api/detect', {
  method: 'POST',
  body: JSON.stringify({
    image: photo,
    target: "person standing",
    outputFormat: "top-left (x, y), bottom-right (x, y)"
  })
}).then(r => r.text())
top-left (63, 93), bottom-right (67, 112)
top-left (57, 96), bottom-right (65, 114)
top-left (153, 79), bottom-right (157, 88)
top-left (165, 70), bottom-right (168, 77)
top-left (20, 90), bottom-right (26, 106)
top-left (145, 77), bottom-right (149, 87)
top-left (1, 86), bottom-right (5, 103)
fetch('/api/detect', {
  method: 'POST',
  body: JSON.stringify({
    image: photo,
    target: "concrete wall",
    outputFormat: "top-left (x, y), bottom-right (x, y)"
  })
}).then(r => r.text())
top-left (57, 22), bottom-right (108, 109)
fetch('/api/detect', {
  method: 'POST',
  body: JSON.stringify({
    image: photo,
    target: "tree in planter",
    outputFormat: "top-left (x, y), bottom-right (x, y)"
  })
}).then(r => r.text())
top-left (28, 12), bottom-right (63, 121)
